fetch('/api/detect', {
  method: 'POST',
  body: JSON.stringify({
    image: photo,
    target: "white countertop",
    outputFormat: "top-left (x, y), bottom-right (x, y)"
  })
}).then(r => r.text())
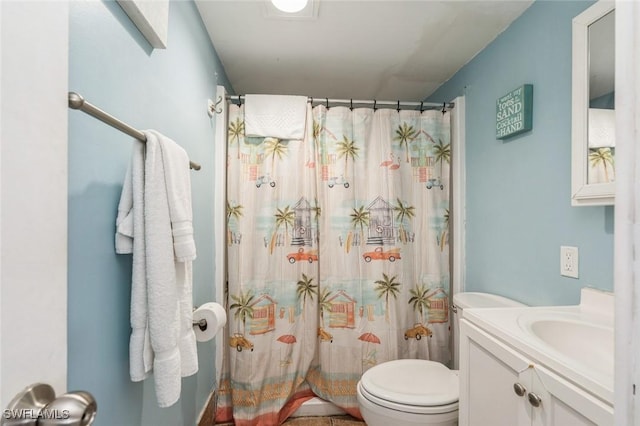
top-left (462, 303), bottom-right (613, 404)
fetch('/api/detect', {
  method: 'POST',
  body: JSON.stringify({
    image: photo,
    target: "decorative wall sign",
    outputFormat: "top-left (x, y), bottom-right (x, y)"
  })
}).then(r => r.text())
top-left (496, 84), bottom-right (533, 139)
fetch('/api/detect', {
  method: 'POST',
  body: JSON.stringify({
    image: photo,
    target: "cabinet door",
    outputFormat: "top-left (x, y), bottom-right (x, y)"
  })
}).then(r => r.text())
top-left (460, 320), bottom-right (532, 426)
top-left (530, 364), bottom-right (613, 426)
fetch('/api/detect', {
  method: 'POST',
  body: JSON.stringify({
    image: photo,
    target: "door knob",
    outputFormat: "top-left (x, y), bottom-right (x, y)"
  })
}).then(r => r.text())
top-left (2, 383), bottom-right (97, 426)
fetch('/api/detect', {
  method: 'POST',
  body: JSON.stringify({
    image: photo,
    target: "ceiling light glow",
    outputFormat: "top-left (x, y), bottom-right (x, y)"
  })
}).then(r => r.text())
top-left (271, 0), bottom-right (309, 14)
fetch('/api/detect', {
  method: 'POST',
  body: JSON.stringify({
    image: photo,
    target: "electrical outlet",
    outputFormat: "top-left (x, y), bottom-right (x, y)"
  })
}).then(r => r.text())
top-left (560, 246), bottom-right (579, 278)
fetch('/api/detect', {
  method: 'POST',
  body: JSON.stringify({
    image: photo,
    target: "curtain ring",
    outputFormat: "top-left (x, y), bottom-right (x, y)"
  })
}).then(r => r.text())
top-left (350, 99), bottom-right (353, 111)
top-left (442, 102), bottom-right (446, 115)
top-left (326, 98), bottom-right (330, 110)
top-left (373, 100), bottom-right (377, 111)
top-left (238, 95), bottom-right (242, 106)
top-left (420, 101), bottom-right (424, 113)
top-left (397, 100), bottom-right (401, 112)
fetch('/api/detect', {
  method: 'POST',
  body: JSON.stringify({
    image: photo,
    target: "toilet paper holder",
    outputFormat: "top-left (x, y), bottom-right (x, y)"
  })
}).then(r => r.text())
top-left (193, 317), bottom-right (208, 332)
top-left (192, 303), bottom-right (226, 343)
top-left (192, 306), bottom-right (209, 332)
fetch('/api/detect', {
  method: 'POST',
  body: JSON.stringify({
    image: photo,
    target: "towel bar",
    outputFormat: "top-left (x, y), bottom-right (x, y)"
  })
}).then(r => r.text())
top-left (68, 92), bottom-right (201, 171)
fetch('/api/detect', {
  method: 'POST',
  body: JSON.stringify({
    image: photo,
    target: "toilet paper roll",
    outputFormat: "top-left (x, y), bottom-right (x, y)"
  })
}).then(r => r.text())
top-left (193, 302), bottom-right (227, 342)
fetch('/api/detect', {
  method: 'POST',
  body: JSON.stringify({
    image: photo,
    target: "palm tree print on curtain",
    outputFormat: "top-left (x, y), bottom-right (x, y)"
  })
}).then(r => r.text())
top-left (335, 135), bottom-right (359, 179)
top-left (228, 117), bottom-right (245, 159)
top-left (219, 104), bottom-right (451, 425)
top-left (433, 139), bottom-right (451, 179)
top-left (271, 205), bottom-right (295, 253)
top-left (439, 208), bottom-right (449, 252)
top-left (265, 137), bottom-right (288, 176)
top-left (374, 273), bottom-right (402, 322)
top-left (394, 122), bottom-right (418, 163)
top-left (230, 289), bottom-right (254, 338)
top-left (393, 198), bottom-right (415, 244)
top-left (227, 200), bottom-right (243, 246)
top-left (349, 205), bottom-right (369, 251)
top-left (318, 287), bottom-right (332, 333)
top-left (409, 283), bottom-right (430, 324)
top-left (296, 273), bottom-right (317, 322)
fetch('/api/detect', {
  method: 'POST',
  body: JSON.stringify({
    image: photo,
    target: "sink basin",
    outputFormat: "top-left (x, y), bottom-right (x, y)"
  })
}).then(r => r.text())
top-left (523, 317), bottom-right (613, 378)
top-left (465, 292), bottom-right (615, 404)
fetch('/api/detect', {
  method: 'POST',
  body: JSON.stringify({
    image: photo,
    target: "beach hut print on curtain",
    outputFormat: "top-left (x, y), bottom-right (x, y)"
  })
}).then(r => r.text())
top-left (327, 290), bottom-right (356, 328)
top-left (411, 148), bottom-right (431, 182)
top-left (291, 196), bottom-right (316, 246)
top-left (239, 138), bottom-right (265, 182)
top-left (249, 294), bottom-right (277, 335)
top-left (366, 196), bottom-right (395, 245)
top-left (426, 288), bottom-right (449, 324)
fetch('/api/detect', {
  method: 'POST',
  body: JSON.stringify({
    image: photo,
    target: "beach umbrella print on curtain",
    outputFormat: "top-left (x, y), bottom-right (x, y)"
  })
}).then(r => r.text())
top-left (278, 334), bottom-right (297, 367)
top-left (358, 332), bottom-right (381, 344)
top-left (359, 332), bottom-right (381, 367)
top-left (277, 334), bottom-right (297, 344)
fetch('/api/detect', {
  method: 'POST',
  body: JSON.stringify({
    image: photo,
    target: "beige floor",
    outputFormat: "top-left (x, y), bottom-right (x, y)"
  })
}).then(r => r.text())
top-left (282, 416), bottom-right (366, 425)
top-left (218, 415), bottom-right (366, 426)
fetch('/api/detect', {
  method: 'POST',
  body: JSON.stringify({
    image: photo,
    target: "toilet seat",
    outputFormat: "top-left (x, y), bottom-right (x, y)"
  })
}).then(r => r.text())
top-left (358, 359), bottom-right (459, 415)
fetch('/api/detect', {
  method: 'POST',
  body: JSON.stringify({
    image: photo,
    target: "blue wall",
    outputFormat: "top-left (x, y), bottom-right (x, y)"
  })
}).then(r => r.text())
top-left (428, 0), bottom-right (613, 306)
top-left (68, 2), bottom-right (231, 425)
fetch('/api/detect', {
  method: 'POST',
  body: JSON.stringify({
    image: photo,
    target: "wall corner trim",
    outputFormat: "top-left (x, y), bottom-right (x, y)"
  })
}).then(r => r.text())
top-left (117, 0), bottom-right (169, 49)
top-left (197, 390), bottom-right (217, 426)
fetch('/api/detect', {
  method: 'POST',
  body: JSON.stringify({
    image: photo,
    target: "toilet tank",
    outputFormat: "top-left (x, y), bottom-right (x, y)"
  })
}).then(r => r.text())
top-left (453, 292), bottom-right (525, 310)
top-left (451, 292), bottom-right (525, 369)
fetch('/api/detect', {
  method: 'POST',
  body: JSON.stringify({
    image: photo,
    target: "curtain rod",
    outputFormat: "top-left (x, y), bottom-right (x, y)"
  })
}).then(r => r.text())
top-left (68, 92), bottom-right (201, 171)
top-left (226, 95), bottom-right (454, 111)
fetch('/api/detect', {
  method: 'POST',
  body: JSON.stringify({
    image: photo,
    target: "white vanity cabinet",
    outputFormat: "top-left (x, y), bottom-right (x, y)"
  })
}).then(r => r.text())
top-left (459, 319), bottom-right (613, 426)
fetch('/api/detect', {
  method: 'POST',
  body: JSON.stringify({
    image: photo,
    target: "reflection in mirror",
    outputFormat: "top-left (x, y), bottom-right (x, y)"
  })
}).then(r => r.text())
top-left (587, 10), bottom-right (615, 184)
top-left (572, 0), bottom-right (615, 206)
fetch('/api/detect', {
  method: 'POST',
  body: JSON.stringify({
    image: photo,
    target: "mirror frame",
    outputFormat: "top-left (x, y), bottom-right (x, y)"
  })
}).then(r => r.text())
top-left (571, 0), bottom-right (615, 206)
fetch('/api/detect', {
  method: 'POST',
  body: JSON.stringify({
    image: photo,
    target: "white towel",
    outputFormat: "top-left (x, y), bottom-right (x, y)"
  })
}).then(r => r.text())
top-left (176, 261), bottom-right (198, 377)
top-left (154, 130), bottom-right (198, 378)
top-left (115, 162), bottom-right (134, 254)
top-left (116, 141), bottom-right (153, 382)
top-left (588, 108), bottom-right (616, 148)
top-left (144, 131), bottom-right (182, 407)
top-left (115, 131), bottom-right (198, 408)
top-left (244, 94), bottom-right (308, 139)
top-left (156, 132), bottom-right (197, 262)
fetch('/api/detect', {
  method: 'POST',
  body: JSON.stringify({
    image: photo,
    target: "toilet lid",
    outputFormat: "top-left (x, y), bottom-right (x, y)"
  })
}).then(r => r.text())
top-left (360, 359), bottom-right (459, 407)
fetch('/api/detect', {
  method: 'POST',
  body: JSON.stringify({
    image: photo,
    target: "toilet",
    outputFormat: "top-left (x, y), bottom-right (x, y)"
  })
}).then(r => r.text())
top-left (356, 292), bottom-right (525, 426)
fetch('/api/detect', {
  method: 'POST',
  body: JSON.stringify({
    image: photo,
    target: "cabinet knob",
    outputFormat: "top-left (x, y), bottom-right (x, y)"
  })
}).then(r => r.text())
top-left (528, 392), bottom-right (542, 407)
top-left (513, 383), bottom-right (526, 397)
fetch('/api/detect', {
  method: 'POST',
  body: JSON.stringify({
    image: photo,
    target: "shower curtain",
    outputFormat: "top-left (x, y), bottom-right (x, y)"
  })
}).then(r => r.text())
top-left (217, 102), bottom-right (451, 425)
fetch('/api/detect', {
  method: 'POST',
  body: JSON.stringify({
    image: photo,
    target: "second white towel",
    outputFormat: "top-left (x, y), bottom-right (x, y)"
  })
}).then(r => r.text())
top-left (244, 94), bottom-right (308, 140)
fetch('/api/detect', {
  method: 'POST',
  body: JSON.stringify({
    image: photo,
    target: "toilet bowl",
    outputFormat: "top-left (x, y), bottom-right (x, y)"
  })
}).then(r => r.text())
top-left (356, 292), bottom-right (525, 426)
top-left (357, 359), bottom-right (459, 426)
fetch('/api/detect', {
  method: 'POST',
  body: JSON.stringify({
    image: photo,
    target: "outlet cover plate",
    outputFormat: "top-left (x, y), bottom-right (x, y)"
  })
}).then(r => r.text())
top-left (561, 246), bottom-right (579, 278)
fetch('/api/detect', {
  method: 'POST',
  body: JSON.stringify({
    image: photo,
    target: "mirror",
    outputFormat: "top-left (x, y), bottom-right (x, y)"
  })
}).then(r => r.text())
top-left (571, 1), bottom-right (615, 206)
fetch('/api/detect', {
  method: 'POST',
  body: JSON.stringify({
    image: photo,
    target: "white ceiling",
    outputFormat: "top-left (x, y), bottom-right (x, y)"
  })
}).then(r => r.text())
top-left (195, 0), bottom-right (534, 102)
